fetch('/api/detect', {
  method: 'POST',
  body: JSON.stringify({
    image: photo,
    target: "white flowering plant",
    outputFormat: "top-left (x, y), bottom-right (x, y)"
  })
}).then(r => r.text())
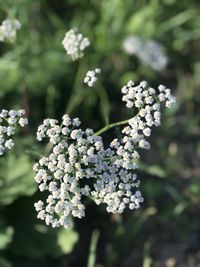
top-left (0, 17), bottom-right (176, 231)
top-left (33, 53), bottom-right (176, 229)
top-left (0, 1), bottom-right (200, 266)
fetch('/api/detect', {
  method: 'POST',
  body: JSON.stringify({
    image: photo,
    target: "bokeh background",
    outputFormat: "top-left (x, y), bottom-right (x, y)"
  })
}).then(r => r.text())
top-left (0, 0), bottom-right (200, 266)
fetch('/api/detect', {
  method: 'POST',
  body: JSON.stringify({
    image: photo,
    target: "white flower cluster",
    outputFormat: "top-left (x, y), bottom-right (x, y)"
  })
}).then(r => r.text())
top-left (121, 80), bottom-right (175, 149)
top-left (34, 114), bottom-right (143, 229)
top-left (123, 36), bottom-right (168, 71)
top-left (84, 68), bottom-right (101, 87)
top-left (34, 81), bottom-right (175, 229)
top-left (62, 29), bottom-right (90, 60)
top-left (0, 19), bottom-right (21, 42)
top-left (0, 109), bottom-right (28, 155)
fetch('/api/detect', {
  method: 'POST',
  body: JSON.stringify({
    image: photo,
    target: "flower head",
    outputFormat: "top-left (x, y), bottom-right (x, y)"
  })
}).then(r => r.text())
top-left (0, 109), bottom-right (28, 155)
top-left (84, 68), bottom-right (101, 87)
top-left (34, 81), bottom-right (175, 229)
top-left (0, 19), bottom-right (21, 42)
top-left (62, 29), bottom-right (90, 60)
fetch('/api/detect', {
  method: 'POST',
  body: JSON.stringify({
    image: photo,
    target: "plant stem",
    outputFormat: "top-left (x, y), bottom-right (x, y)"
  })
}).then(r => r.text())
top-left (87, 229), bottom-right (100, 267)
top-left (25, 149), bottom-right (44, 159)
top-left (65, 59), bottom-right (86, 114)
top-left (94, 118), bottom-right (129, 136)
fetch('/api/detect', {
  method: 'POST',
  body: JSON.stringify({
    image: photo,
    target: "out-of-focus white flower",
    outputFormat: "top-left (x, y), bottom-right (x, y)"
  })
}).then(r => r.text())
top-left (62, 29), bottom-right (90, 60)
top-left (123, 35), bottom-right (168, 71)
top-left (0, 19), bottom-right (21, 42)
top-left (139, 40), bottom-right (168, 71)
top-left (123, 36), bottom-right (142, 55)
top-left (84, 68), bottom-right (101, 87)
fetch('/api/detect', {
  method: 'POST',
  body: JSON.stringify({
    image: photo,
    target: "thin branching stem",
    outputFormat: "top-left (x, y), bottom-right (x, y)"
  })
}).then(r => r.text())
top-left (94, 119), bottom-right (130, 136)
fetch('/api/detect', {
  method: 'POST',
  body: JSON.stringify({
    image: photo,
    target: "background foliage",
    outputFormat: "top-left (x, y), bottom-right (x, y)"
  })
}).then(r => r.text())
top-left (0, 0), bottom-right (200, 266)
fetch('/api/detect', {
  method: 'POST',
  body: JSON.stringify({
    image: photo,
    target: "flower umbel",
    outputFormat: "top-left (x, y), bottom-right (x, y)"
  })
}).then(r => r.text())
top-left (62, 29), bottom-right (90, 60)
top-left (34, 81), bottom-right (175, 229)
top-left (0, 19), bottom-right (21, 42)
top-left (84, 68), bottom-right (101, 87)
top-left (0, 109), bottom-right (28, 155)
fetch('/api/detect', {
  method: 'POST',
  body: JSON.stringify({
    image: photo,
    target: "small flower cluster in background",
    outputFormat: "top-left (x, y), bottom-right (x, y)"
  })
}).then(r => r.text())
top-left (123, 36), bottom-right (142, 56)
top-left (34, 80), bottom-right (175, 229)
top-left (84, 68), bottom-right (101, 87)
top-left (62, 29), bottom-right (90, 60)
top-left (0, 109), bottom-right (28, 155)
top-left (123, 35), bottom-right (168, 71)
top-left (0, 19), bottom-right (21, 42)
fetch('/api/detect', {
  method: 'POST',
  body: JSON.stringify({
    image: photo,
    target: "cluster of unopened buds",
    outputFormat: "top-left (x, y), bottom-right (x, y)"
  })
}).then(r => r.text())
top-left (0, 109), bottom-right (28, 155)
top-left (0, 19), bottom-right (21, 42)
top-left (34, 78), bottom-right (176, 229)
top-left (62, 29), bottom-right (90, 60)
top-left (84, 68), bottom-right (101, 87)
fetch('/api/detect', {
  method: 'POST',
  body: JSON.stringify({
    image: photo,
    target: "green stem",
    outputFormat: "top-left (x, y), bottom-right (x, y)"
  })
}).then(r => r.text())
top-left (87, 229), bottom-right (100, 267)
top-left (94, 118), bottom-right (129, 136)
top-left (65, 59), bottom-right (86, 114)
top-left (25, 149), bottom-right (44, 159)
top-left (96, 85), bottom-right (110, 125)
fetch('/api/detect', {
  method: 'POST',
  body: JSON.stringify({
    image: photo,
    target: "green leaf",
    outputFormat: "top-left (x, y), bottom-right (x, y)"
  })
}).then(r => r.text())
top-left (159, 9), bottom-right (197, 32)
top-left (11, 222), bottom-right (77, 258)
top-left (57, 228), bottom-right (79, 254)
top-left (140, 163), bottom-right (167, 178)
top-left (0, 154), bottom-right (36, 205)
top-left (0, 226), bottom-right (14, 250)
top-left (126, 6), bottom-right (157, 37)
top-left (0, 258), bottom-right (12, 267)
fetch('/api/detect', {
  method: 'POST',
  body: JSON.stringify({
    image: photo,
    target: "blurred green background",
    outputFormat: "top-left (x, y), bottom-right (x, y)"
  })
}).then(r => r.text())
top-left (0, 0), bottom-right (200, 266)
